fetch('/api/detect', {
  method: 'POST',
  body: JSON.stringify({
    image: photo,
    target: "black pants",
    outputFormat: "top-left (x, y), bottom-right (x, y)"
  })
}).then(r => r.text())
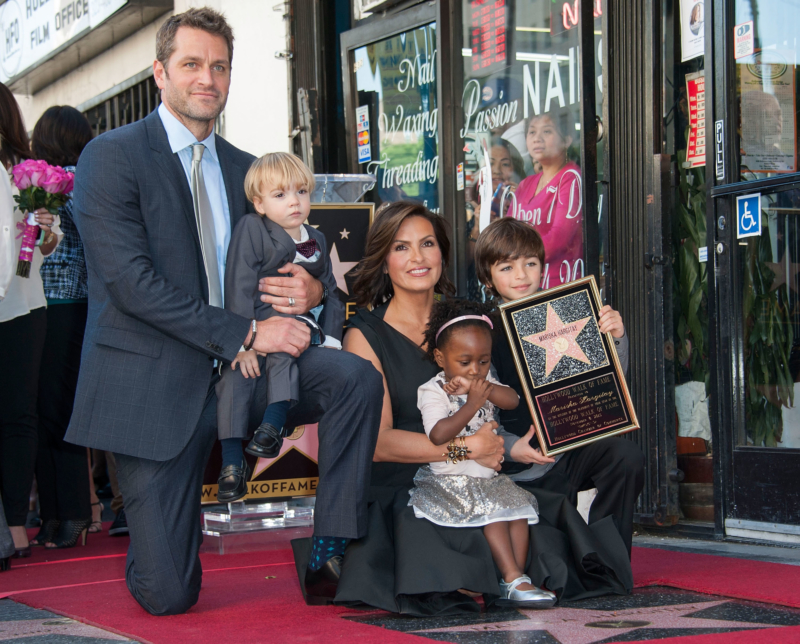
top-left (36, 303), bottom-right (91, 522)
top-left (0, 308), bottom-right (47, 526)
top-left (117, 348), bottom-right (382, 616)
top-left (117, 373), bottom-right (219, 617)
top-left (517, 437), bottom-right (645, 555)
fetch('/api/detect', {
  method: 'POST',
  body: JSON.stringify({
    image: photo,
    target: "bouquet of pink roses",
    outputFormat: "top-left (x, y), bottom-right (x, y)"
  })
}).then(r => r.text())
top-left (12, 159), bottom-right (74, 278)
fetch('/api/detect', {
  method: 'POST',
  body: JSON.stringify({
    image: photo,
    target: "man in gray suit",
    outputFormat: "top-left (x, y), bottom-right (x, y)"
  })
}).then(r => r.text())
top-left (67, 7), bottom-right (382, 614)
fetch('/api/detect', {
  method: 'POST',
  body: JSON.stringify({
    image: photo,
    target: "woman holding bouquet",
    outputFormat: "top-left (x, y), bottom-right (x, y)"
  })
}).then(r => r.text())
top-left (30, 106), bottom-right (94, 549)
top-left (0, 83), bottom-right (62, 557)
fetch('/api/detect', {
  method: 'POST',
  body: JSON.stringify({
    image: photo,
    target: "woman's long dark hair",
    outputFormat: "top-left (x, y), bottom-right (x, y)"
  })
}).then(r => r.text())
top-left (0, 83), bottom-right (30, 169)
top-left (32, 106), bottom-right (93, 168)
top-left (351, 201), bottom-right (455, 309)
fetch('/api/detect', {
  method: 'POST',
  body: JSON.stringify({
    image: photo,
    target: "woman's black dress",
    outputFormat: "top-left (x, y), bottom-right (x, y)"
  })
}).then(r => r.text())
top-left (294, 304), bottom-right (632, 615)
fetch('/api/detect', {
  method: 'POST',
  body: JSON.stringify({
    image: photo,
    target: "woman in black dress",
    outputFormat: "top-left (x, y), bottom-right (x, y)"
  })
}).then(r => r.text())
top-left (310, 201), bottom-right (632, 615)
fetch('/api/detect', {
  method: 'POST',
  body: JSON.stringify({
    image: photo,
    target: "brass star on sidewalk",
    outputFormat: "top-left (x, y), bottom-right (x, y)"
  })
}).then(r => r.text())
top-left (523, 304), bottom-right (592, 377)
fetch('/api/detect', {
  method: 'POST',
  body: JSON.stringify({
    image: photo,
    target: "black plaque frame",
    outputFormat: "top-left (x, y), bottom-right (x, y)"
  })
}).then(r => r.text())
top-left (499, 275), bottom-right (639, 456)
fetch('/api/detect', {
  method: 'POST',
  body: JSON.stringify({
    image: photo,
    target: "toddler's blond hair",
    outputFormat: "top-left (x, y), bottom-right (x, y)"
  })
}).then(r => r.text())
top-left (244, 152), bottom-right (315, 206)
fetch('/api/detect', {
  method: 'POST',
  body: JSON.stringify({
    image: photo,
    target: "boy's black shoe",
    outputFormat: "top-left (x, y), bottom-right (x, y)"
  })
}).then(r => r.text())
top-left (303, 555), bottom-right (342, 605)
top-left (245, 423), bottom-right (284, 459)
top-left (108, 509), bottom-right (129, 537)
top-left (217, 461), bottom-right (250, 502)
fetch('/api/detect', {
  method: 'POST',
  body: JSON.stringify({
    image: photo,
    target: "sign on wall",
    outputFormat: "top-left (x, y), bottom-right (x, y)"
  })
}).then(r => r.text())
top-left (0, 0), bottom-right (127, 83)
top-left (736, 193), bottom-right (762, 239)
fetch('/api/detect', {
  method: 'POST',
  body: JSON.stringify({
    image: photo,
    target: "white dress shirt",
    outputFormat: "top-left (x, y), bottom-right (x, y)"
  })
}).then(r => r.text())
top-left (158, 103), bottom-right (231, 300)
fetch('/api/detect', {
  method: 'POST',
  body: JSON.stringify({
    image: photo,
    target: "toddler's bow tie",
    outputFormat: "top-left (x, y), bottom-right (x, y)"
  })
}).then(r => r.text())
top-left (295, 238), bottom-right (317, 258)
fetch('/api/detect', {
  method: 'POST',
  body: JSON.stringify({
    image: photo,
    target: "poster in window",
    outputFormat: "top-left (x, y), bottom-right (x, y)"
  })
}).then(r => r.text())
top-left (685, 71), bottom-right (706, 168)
top-left (739, 50), bottom-right (797, 174)
top-left (680, 0), bottom-right (705, 62)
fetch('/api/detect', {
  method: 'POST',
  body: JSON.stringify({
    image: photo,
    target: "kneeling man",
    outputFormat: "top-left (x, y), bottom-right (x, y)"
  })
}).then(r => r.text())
top-left (67, 7), bottom-right (381, 614)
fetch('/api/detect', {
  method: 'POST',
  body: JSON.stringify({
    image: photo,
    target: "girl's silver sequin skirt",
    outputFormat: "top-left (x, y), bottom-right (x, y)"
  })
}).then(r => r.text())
top-left (408, 466), bottom-right (540, 528)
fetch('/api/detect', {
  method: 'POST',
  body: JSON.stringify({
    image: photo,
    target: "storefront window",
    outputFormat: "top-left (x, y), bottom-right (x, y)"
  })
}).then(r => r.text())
top-left (460, 0), bottom-right (602, 300)
top-left (735, 1), bottom-right (799, 181)
top-left (352, 23), bottom-right (439, 211)
top-left (737, 183), bottom-right (800, 448)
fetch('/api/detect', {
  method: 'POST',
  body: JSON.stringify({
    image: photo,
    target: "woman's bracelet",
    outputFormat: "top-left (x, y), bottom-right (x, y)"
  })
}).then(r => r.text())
top-left (443, 436), bottom-right (472, 464)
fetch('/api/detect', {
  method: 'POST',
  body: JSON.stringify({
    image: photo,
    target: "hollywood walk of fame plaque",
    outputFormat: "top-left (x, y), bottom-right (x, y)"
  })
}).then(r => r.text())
top-left (307, 203), bottom-right (374, 322)
top-left (499, 276), bottom-right (639, 456)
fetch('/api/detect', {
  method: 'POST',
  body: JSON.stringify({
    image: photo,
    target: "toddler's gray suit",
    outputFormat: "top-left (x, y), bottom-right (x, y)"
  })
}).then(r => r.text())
top-left (215, 213), bottom-right (345, 439)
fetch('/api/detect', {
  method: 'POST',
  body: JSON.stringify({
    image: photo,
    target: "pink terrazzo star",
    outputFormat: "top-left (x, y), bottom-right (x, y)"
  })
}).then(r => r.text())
top-left (417, 600), bottom-right (778, 643)
top-left (523, 304), bottom-right (592, 377)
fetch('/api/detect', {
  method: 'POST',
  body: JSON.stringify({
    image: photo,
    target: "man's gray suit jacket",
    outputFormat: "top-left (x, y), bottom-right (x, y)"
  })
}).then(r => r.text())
top-left (66, 110), bottom-right (256, 461)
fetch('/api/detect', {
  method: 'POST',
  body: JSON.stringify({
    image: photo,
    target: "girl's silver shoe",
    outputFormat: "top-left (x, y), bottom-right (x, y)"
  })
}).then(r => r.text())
top-left (497, 575), bottom-right (556, 608)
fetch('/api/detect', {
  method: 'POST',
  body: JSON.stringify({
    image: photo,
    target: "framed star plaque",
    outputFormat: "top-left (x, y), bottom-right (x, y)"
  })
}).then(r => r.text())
top-left (307, 203), bottom-right (374, 322)
top-left (499, 276), bottom-right (639, 456)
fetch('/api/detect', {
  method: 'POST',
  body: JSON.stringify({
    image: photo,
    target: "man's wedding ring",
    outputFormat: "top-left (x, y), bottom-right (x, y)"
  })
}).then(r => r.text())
top-left (288, 297), bottom-right (296, 307)
top-left (500, 456), bottom-right (505, 463)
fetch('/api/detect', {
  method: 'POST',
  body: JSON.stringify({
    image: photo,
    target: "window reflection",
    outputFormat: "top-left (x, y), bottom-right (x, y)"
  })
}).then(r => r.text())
top-left (353, 24), bottom-right (439, 211)
top-left (735, 1), bottom-right (799, 180)
top-left (461, 0), bottom-right (597, 299)
top-left (739, 185), bottom-right (800, 448)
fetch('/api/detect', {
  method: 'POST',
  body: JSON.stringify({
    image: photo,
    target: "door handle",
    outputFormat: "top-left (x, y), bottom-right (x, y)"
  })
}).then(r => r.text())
top-left (644, 253), bottom-right (670, 269)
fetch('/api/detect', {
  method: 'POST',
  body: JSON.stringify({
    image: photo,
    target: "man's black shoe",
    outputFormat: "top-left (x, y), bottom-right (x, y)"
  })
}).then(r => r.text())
top-left (108, 509), bottom-right (129, 537)
top-left (245, 423), bottom-right (284, 459)
top-left (304, 555), bottom-right (342, 605)
top-left (217, 461), bottom-right (250, 503)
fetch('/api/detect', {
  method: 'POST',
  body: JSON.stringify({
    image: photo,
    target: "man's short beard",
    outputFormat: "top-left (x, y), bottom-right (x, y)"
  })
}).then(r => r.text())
top-left (163, 69), bottom-right (227, 124)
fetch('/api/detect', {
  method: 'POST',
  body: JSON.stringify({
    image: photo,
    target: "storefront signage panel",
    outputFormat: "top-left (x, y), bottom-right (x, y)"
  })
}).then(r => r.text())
top-left (0, 0), bottom-right (127, 83)
top-left (460, 0), bottom-right (601, 295)
top-left (352, 23), bottom-right (439, 211)
top-left (469, 0), bottom-right (510, 76)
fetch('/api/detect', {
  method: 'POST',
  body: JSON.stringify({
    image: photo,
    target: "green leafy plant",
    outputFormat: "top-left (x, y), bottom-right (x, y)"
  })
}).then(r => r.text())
top-left (672, 148), bottom-right (709, 391)
top-left (742, 207), bottom-right (793, 447)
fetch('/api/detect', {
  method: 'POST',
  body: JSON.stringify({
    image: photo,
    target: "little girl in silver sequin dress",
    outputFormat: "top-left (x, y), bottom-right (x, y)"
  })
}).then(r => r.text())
top-left (409, 300), bottom-right (556, 607)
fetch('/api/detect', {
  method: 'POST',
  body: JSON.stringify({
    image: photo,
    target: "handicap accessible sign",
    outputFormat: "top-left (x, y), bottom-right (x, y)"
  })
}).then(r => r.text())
top-left (737, 193), bottom-right (761, 239)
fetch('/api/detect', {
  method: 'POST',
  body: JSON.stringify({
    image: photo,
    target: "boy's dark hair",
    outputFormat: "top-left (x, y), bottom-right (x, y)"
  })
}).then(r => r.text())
top-left (474, 218), bottom-right (545, 297)
top-left (156, 7), bottom-right (234, 68)
top-left (32, 106), bottom-right (93, 168)
top-left (424, 299), bottom-right (495, 362)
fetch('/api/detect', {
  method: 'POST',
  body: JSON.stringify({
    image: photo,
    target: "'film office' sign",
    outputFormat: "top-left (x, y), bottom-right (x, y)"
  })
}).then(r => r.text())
top-left (0, 0), bottom-right (127, 83)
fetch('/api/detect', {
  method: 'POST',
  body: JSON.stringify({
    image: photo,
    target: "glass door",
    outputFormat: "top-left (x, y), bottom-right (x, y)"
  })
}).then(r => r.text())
top-left (457, 0), bottom-right (604, 300)
top-left (712, 0), bottom-right (800, 537)
top-left (341, 5), bottom-right (440, 213)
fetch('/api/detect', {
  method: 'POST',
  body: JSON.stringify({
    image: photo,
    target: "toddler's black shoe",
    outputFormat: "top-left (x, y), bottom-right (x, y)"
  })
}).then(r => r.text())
top-left (245, 423), bottom-right (284, 459)
top-left (217, 461), bottom-right (250, 502)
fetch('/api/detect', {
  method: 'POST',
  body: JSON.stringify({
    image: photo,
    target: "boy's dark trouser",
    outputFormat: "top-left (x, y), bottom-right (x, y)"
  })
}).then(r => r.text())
top-left (516, 437), bottom-right (645, 555)
top-left (116, 348), bottom-right (382, 616)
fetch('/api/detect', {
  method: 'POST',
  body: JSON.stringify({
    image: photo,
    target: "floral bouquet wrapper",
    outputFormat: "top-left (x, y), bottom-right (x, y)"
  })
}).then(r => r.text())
top-left (12, 160), bottom-right (74, 278)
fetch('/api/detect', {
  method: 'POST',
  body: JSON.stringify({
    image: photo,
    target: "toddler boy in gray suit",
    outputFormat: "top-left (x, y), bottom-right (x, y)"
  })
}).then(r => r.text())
top-left (215, 153), bottom-right (344, 501)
